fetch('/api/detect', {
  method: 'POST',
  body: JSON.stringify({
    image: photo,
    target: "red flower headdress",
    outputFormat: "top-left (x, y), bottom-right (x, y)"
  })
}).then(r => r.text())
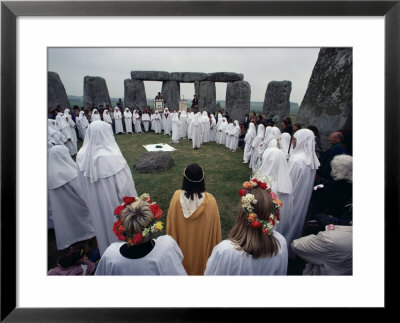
top-left (113, 193), bottom-right (163, 246)
top-left (238, 176), bottom-right (282, 235)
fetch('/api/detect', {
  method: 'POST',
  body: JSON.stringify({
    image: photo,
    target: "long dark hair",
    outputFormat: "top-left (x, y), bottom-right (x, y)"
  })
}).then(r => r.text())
top-left (182, 163), bottom-right (205, 200)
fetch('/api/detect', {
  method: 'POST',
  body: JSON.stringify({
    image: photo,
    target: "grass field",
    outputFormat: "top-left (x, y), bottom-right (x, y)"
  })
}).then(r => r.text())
top-left (48, 131), bottom-right (254, 269)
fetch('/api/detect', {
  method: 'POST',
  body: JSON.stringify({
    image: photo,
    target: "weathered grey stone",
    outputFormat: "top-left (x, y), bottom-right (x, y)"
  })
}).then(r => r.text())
top-left (206, 72), bottom-right (244, 82)
top-left (124, 79), bottom-right (147, 108)
top-left (169, 72), bottom-right (208, 83)
top-left (133, 151), bottom-right (175, 173)
top-left (296, 48), bottom-right (352, 150)
top-left (131, 71), bottom-right (170, 81)
top-left (48, 72), bottom-right (70, 110)
top-left (161, 81), bottom-right (180, 109)
top-left (226, 81), bottom-right (251, 122)
top-left (83, 76), bottom-right (111, 108)
top-left (262, 81), bottom-right (292, 123)
top-left (194, 81), bottom-right (216, 113)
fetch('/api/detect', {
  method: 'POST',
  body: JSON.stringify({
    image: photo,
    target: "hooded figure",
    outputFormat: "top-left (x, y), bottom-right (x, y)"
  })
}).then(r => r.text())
top-left (101, 110), bottom-right (114, 136)
top-left (153, 111), bottom-right (162, 134)
top-left (48, 145), bottom-right (96, 250)
top-left (123, 108), bottom-right (133, 133)
top-left (209, 114), bottom-right (217, 142)
top-left (179, 110), bottom-right (188, 139)
top-left (141, 110), bottom-right (150, 132)
top-left (113, 107), bottom-right (124, 134)
top-left (163, 108), bottom-right (172, 135)
top-left (76, 121), bottom-right (138, 255)
top-left (216, 117), bottom-right (227, 145)
top-left (286, 129), bottom-right (320, 256)
top-left (224, 121), bottom-right (234, 149)
top-left (229, 120), bottom-right (241, 152)
top-left (48, 119), bottom-right (67, 150)
top-left (56, 111), bottom-right (77, 156)
top-left (187, 110), bottom-right (195, 140)
top-left (171, 112), bottom-right (181, 143)
top-left (215, 113), bottom-right (223, 143)
top-left (76, 111), bottom-right (89, 140)
top-left (90, 109), bottom-right (101, 122)
top-left (266, 127), bottom-right (282, 149)
top-left (249, 124), bottom-right (265, 170)
top-left (280, 132), bottom-right (292, 160)
top-left (243, 122), bottom-right (256, 163)
top-left (191, 112), bottom-right (203, 149)
top-left (133, 110), bottom-right (142, 133)
top-left (257, 147), bottom-right (293, 242)
top-left (201, 111), bottom-right (210, 144)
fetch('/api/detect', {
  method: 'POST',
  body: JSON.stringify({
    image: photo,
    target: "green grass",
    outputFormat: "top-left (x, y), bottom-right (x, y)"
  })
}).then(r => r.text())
top-left (114, 132), bottom-right (252, 239)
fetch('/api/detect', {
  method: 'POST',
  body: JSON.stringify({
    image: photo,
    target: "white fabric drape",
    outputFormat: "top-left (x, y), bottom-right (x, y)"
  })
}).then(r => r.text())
top-left (243, 122), bottom-right (256, 162)
top-left (124, 109), bottom-right (133, 133)
top-left (280, 132), bottom-right (292, 160)
top-left (114, 108), bottom-right (124, 134)
top-left (201, 111), bottom-right (210, 143)
top-left (142, 112), bottom-right (150, 131)
top-left (249, 124), bottom-right (265, 170)
top-left (209, 114), bottom-right (217, 142)
top-left (171, 112), bottom-right (181, 142)
top-left (153, 111), bottom-right (162, 134)
top-left (179, 111), bottom-right (188, 138)
top-left (191, 112), bottom-right (203, 149)
top-left (229, 120), bottom-right (240, 151)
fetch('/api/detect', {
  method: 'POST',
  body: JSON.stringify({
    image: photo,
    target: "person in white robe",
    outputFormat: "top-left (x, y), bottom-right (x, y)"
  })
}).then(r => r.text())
top-left (216, 118), bottom-right (227, 145)
top-left (280, 132), bottom-right (292, 160)
top-left (90, 109), bottom-right (101, 122)
top-left (56, 112), bottom-right (76, 156)
top-left (215, 114), bottom-right (223, 144)
top-left (133, 110), bottom-right (142, 133)
top-left (141, 110), bottom-right (150, 132)
top-left (249, 124), bottom-right (265, 170)
top-left (95, 198), bottom-right (186, 275)
top-left (179, 110), bottom-right (188, 139)
top-left (123, 108), bottom-right (133, 134)
top-left (153, 111), bottom-right (162, 134)
top-left (76, 111), bottom-right (89, 140)
top-left (76, 120), bottom-right (138, 256)
top-left (285, 129), bottom-right (320, 257)
top-left (266, 126), bottom-right (282, 149)
top-left (163, 108), bottom-right (172, 135)
top-left (228, 120), bottom-right (241, 152)
top-left (201, 111), bottom-right (210, 144)
top-left (48, 145), bottom-right (96, 250)
top-left (113, 107), bottom-right (124, 134)
top-left (204, 183), bottom-right (287, 275)
top-left (243, 122), bottom-right (256, 163)
top-left (191, 112), bottom-right (203, 149)
top-left (63, 109), bottom-right (78, 155)
top-left (187, 110), bottom-right (195, 140)
top-left (48, 119), bottom-right (68, 149)
top-left (252, 126), bottom-right (272, 172)
top-left (171, 112), bottom-right (181, 143)
top-left (209, 114), bottom-right (217, 142)
top-left (257, 147), bottom-right (293, 242)
top-left (101, 110), bottom-right (114, 136)
top-left (150, 110), bottom-right (155, 131)
top-left (224, 120), bottom-right (234, 149)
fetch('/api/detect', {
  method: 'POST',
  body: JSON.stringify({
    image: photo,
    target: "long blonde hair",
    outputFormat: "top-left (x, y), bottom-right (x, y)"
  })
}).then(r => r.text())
top-left (228, 187), bottom-right (280, 258)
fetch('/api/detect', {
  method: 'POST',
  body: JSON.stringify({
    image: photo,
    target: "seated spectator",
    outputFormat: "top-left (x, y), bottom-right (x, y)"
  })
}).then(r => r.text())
top-left (303, 154), bottom-right (352, 235)
top-left (95, 194), bottom-right (187, 275)
top-left (291, 224), bottom-right (352, 275)
top-left (204, 177), bottom-right (288, 275)
top-left (48, 242), bottom-right (96, 275)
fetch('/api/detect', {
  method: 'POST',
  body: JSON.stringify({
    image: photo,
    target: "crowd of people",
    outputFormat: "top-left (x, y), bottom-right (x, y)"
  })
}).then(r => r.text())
top-left (48, 101), bottom-right (353, 276)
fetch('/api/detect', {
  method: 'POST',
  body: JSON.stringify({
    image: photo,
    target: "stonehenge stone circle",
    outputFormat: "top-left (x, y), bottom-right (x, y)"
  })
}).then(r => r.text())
top-left (124, 79), bottom-right (147, 108)
top-left (262, 81), bottom-right (292, 123)
top-left (48, 72), bottom-right (70, 110)
top-left (296, 48), bottom-right (352, 150)
top-left (226, 81), bottom-right (251, 122)
top-left (83, 76), bottom-right (111, 108)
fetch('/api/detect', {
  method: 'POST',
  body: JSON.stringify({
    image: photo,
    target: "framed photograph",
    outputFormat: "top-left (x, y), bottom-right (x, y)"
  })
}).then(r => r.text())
top-left (2, 0), bottom-right (398, 321)
top-left (154, 99), bottom-right (165, 111)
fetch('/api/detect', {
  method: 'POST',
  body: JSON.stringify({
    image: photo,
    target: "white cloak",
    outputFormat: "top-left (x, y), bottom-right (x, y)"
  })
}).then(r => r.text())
top-left (209, 116), bottom-right (217, 142)
top-left (191, 114), bottom-right (203, 149)
top-left (243, 123), bottom-right (256, 162)
top-left (153, 113), bottom-right (162, 134)
top-left (114, 110), bottom-right (124, 134)
top-left (95, 235), bottom-right (187, 275)
top-left (179, 113), bottom-right (188, 138)
top-left (142, 113), bottom-right (150, 131)
top-left (124, 110), bottom-right (133, 133)
top-left (204, 232), bottom-right (288, 275)
top-left (133, 113), bottom-right (142, 133)
top-left (171, 114), bottom-right (181, 142)
top-left (229, 122), bottom-right (240, 151)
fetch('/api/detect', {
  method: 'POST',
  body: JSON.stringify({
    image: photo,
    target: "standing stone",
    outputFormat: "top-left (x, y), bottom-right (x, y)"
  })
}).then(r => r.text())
top-left (194, 81), bottom-right (216, 113)
top-left (124, 79), bottom-right (147, 108)
top-left (226, 81), bottom-right (251, 122)
top-left (48, 72), bottom-right (70, 110)
top-left (161, 81), bottom-right (180, 109)
top-left (296, 48), bottom-right (352, 150)
top-left (262, 81), bottom-right (292, 124)
top-left (83, 76), bottom-right (111, 108)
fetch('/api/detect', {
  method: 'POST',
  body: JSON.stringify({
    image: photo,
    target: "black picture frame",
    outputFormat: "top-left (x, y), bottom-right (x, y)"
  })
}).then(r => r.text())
top-left (1, 0), bottom-right (398, 321)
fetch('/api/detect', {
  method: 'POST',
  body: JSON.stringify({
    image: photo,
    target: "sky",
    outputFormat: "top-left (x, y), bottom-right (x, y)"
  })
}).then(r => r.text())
top-left (48, 47), bottom-right (320, 104)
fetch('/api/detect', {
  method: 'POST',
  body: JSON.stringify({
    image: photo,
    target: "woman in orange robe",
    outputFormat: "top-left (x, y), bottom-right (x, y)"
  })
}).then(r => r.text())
top-left (167, 163), bottom-right (221, 275)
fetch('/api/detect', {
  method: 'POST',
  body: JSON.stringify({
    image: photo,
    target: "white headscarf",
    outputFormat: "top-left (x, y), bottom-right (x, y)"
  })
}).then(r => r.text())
top-left (154, 111), bottom-right (161, 120)
top-left (192, 112), bottom-right (202, 126)
top-left (103, 110), bottom-right (112, 123)
top-left (124, 108), bottom-right (132, 118)
top-left (91, 109), bottom-right (101, 122)
top-left (114, 107), bottom-right (121, 118)
top-left (230, 120), bottom-right (240, 135)
top-left (251, 124), bottom-right (265, 148)
top-left (172, 112), bottom-right (180, 122)
top-left (180, 110), bottom-right (187, 118)
top-left (263, 126), bottom-right (272, 145)
top-left (259, 148), bottom-right (293, 195)
top-left (244, 122), bottom-right (256, 144)
top-left (266, 127), bottom-right (282, 148)
top-left (78, 111), bottom-right (85, 121)
top-left (48, 145), bottom-right (78, 189)
top-left (290, 129), bottom-right (320, 169)
top-left (280, 132), bottom-right (291, 158)
top-left (76, 121), bottom-right (128, 182)
top-left (201, 111), bottom-right (209, 122)
top-left (56, 112), bottom-right (69, 129)
top-left (217, 117), bottom-right (227, 131)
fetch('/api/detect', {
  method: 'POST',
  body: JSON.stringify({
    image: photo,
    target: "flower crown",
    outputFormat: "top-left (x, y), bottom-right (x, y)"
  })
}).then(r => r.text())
top-left (238, 176), bottom-right (282, 235)
top-left (113, 193), bottom-right (163, 246)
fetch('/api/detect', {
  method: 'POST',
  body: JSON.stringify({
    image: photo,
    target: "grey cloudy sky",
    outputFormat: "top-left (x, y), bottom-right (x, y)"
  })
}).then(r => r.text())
top-left (48, 47), bottom-right (320, 104)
